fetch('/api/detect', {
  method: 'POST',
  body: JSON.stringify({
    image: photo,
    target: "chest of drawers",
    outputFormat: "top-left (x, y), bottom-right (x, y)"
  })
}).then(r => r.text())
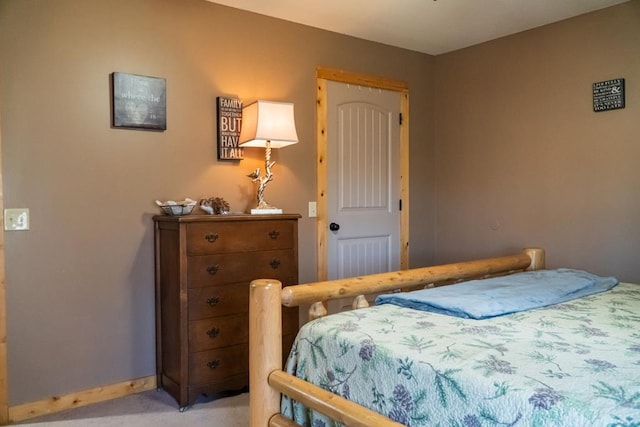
top-left (153, 214), bottom-right (300, 409)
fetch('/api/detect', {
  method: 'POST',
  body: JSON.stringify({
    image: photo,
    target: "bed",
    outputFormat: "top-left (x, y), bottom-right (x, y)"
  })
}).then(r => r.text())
top-left (248, 248), bottom-right (640, 426)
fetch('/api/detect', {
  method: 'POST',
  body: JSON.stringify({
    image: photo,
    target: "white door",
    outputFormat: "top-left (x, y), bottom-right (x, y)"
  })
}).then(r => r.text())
top-left (326, 81), bottom-right (401, 313)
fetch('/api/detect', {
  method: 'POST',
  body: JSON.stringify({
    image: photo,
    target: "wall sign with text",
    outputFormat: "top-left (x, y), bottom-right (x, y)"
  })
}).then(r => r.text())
top-left (216, 96), bottom-right (244, 160)
top-left (112, 72), bottom-right (166, 130)
top-left (592, 78), bottom-right (625, 112)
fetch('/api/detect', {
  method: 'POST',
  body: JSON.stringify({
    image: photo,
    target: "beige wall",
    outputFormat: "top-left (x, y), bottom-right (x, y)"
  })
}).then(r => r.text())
top-left (0, 0), bottom-right (435, 404)
top-left (1, 0), bottom-right (638, 407)
top-left (434, 1), bottom-right (640, 282)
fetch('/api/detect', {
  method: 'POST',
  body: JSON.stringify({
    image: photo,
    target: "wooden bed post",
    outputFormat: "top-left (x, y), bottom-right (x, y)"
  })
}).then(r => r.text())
top-left (524, 248), bottom-right (545, 270)
top-left (249, 279), bottom-right (283, 426)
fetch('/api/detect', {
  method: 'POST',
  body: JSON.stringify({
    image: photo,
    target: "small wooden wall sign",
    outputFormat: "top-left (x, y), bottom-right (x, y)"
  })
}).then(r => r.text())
top-left (216, 96), bottom-right (244, 160)
top-left (593, 78), bottom-right (625, 112)
top-left (112, 72), bottom-right (167, 130)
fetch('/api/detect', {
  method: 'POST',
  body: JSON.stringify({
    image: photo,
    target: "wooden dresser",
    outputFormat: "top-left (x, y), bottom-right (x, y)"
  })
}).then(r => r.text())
top-left (153, 214), bottom-right (300, 409)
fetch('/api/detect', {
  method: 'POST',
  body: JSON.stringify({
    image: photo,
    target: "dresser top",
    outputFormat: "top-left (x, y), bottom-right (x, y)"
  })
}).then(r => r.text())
top-left (153, 213), bottom-right (301, 223)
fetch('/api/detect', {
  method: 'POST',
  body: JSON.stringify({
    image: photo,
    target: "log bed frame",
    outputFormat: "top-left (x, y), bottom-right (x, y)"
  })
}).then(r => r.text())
top-left (249, 248), bottom-right (546, 427)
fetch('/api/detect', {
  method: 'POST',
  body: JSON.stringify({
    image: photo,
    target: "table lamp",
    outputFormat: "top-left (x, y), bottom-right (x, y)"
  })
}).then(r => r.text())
top-left (239, 100), bottom-right (299, 214)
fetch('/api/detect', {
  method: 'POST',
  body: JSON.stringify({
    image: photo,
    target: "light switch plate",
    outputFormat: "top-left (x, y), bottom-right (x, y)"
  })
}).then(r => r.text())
top-left (308, 201), bottom-right (317, 218)
top-left (4, 208), bottom-right (30, 231)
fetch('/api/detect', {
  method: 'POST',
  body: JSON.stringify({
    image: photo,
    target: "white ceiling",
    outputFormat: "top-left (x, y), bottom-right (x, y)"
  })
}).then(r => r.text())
top-left (206, 0), bottom-right (629, 55)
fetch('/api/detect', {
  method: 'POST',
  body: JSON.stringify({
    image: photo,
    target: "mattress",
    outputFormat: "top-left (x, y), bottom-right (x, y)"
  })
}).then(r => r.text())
top-left (282, 282), bottom-right (640, 426)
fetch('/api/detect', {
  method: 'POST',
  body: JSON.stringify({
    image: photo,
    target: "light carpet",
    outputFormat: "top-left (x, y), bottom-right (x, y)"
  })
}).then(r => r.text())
top-left (16, 390), bottom-right (249, 426)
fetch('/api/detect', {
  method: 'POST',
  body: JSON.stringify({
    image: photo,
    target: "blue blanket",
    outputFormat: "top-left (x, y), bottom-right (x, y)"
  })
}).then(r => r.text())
top-left (375, 268), bottom-right (618, 319)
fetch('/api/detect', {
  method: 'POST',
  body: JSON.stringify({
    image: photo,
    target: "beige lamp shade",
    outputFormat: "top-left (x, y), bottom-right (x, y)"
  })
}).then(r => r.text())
top-left (238, 100), bottom-right (299, 148)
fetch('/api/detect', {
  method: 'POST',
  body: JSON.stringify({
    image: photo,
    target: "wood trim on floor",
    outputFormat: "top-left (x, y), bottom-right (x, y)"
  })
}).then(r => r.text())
top-left (7, 375), bottom-right (157, 423)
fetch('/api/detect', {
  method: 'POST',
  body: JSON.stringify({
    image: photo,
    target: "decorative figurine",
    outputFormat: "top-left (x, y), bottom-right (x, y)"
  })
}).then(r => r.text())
top-left (199, 197), bottom-right (230, 215)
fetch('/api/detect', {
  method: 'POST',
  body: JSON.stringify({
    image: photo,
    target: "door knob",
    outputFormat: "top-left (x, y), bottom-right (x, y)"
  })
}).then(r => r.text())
top-left (329, 222), bottom-right (340, 231)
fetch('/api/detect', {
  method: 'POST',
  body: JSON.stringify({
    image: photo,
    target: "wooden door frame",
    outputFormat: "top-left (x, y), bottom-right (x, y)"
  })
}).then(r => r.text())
top-left (0, 112), bottom-right (8, 423)
top-left (315, 67), bottom-right (409, 281)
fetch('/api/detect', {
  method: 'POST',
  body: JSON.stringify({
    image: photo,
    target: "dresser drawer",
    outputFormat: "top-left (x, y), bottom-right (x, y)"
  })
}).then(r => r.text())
top-left (189, 344), bottom-right (248, 385)
top-left (188, 282), bottom-right (249, 320)
top-left (186, 221), bottom-right (294, 255)
top-left (189, 313), bottom-right (248, 352)
top-left (187, 249), bottom-right (296, 288)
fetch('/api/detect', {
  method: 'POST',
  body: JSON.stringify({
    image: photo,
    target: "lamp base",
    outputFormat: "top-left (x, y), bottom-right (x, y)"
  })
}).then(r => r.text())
top-left (250, 207), bottom-right (283, 215)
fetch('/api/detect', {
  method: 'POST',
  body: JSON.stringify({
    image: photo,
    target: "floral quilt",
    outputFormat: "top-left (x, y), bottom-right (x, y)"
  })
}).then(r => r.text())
top-left (282, 282), bottom-right (640, 427)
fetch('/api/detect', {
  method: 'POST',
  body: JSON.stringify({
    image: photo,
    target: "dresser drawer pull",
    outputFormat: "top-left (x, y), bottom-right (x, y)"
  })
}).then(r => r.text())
top-left (270, 259), bottom-right (281, 269)
top-left (204, 233), bottom-right (219, 243)
top-left (206, 264), bottom-right (220, 275)
top-left (206, 296), bottom-right (220, 306)
top-left (206, 327), bottom-right (220, 338)
top-left (207, 360), bottom-right (220, 370)
top-left (268, 230), bottom-right (280, 239)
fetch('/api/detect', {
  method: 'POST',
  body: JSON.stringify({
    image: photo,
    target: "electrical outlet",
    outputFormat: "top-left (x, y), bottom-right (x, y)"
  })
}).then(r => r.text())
top-left (308, 201), bottom-right (317, 218)
top-left (4, 208), bottom-right (30, 231)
